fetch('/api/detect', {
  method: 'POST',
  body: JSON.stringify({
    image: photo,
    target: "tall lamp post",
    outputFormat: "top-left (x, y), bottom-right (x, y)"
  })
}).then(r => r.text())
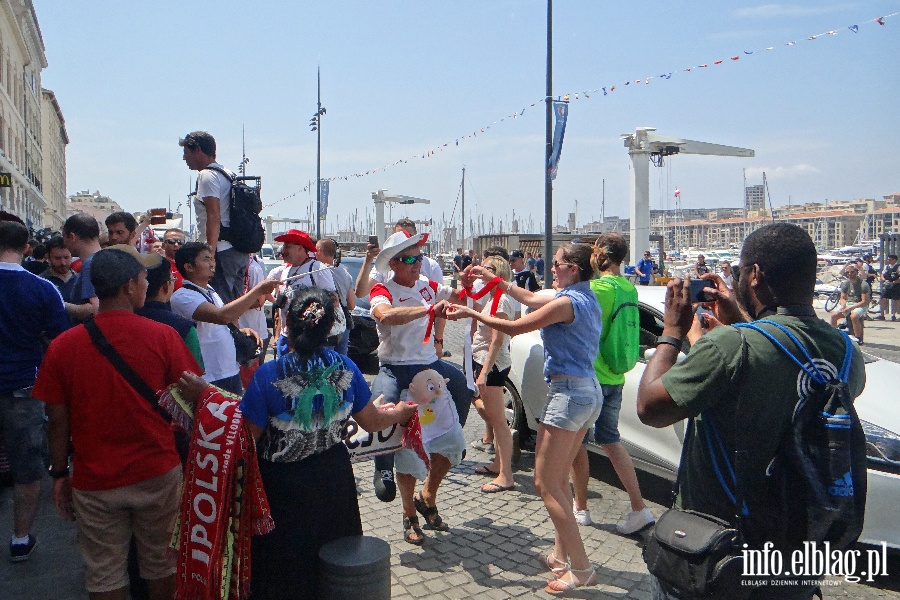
top-left (309, 66), bottom-right (326, 239)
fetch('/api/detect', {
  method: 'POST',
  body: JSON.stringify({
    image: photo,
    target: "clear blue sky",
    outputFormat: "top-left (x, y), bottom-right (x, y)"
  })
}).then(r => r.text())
top-left (33, 1), bottom-right (900, 234)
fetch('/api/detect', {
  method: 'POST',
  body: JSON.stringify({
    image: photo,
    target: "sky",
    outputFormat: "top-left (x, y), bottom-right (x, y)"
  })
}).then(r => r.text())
top-left (32, 1), bottom-right (900, 237)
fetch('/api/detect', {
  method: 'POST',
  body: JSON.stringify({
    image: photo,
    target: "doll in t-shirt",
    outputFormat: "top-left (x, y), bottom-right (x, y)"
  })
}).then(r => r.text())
top-left (394, 368), bottom-right (466, 545)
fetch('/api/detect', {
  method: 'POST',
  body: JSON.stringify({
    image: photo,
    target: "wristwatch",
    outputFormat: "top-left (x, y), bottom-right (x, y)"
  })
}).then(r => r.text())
top-left (656, 335), bottom-right (683, 350)
top-left (433, 338), bottom-right (444, 344)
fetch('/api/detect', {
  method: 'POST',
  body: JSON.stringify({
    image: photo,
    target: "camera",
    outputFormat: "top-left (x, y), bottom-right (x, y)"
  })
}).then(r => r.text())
top-left (273, 291), bottom-right (289, 310)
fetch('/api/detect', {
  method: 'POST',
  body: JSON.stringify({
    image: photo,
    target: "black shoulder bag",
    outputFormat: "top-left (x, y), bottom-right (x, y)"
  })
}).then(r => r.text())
top-left (642, 332), bottom-right (750, 599)
top-left (84, 319), bottom-right (190, 463)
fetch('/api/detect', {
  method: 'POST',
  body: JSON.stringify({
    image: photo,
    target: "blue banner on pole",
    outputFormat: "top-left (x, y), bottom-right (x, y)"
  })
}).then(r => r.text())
top-left (319, 180), bottom-right (329, 220)
top-left (548, 101), bottom-right (568, 181)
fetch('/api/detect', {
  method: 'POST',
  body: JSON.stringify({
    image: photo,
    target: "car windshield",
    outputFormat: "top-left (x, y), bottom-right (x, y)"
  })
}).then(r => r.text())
top-left (341, 257), bottom-right (370, 310)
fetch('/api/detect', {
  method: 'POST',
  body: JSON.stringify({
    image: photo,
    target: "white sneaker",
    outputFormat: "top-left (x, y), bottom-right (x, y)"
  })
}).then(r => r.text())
top-left (573, 500), bottom-right (592, 526)
top-left (616, 508), bottom-right (655, 535)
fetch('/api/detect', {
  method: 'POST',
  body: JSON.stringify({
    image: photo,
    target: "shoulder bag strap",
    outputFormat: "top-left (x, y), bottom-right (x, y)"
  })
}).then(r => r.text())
top-left (182, 281), bottom-right (215, 305)
top-left (84, 320), bottom-right (171, 424)
top-left (202, 164), bottom-right (236, 183)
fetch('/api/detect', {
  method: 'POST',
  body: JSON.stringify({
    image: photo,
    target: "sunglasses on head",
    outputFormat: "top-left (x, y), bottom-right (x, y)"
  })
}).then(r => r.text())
top-left (396, 254), bottom-right (424, 265)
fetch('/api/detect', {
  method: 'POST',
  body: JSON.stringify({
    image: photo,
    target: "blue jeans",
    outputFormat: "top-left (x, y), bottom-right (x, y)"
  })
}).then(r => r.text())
top-left (211, 247), bottom-right (249, 305)
top-left (372, 360), bottom-right (471, 472)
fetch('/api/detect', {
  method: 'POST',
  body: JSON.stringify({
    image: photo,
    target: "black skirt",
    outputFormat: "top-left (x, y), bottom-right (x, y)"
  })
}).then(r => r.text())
top-left (251, 443), bottom-right (363, 600)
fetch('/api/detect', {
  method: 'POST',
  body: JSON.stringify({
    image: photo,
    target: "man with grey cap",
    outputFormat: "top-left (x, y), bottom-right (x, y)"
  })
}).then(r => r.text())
top-left (179, 130), bottom-right (247, 304)
top-left (34, 245), bottom-right (202, 599)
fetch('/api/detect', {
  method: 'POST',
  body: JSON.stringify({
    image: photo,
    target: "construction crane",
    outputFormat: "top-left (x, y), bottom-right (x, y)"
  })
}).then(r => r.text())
top-left (371, 190), bottom-right (431, 245)
top-left (622, 127), bottom-right (754, 265)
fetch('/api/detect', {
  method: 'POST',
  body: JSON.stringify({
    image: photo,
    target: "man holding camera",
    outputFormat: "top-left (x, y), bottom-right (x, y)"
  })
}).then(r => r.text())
top-left (267, 229), bottom-right (337, 358)
top-left (637, 223), bottom-right (866, 599)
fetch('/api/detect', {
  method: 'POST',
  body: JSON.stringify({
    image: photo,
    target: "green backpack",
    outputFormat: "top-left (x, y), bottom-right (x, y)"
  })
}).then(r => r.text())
top-left (597, 275), bottom-right (640, 374)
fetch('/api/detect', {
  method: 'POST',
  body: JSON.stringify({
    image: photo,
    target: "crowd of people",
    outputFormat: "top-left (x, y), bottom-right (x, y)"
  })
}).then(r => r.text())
top-left (0, 131), bottom-right (877, 600)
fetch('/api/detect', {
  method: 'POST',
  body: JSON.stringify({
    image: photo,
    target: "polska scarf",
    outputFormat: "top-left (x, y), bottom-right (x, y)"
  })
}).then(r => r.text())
top-left (161, 385), bottom-right (274, 600)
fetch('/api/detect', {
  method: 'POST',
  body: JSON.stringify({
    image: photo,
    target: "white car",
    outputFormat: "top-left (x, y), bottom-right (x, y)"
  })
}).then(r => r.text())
top-left (504, 286), bottom-right (900, 549)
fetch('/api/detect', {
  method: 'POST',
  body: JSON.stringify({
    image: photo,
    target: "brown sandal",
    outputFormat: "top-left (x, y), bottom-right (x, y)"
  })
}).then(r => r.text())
top-left (413, 492), bottom-right (450, 532)
top-left (403, 516), bottom-right (424, 545)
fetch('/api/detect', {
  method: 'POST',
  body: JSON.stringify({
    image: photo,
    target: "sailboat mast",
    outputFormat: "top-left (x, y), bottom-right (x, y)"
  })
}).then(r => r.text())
top-left (461, 167), bottom-right (466, 250)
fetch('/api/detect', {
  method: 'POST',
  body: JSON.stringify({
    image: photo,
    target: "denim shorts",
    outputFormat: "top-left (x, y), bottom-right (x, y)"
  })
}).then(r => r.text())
top-left (590, 383), bottom-right (625, 445)
top-left (539, 377), bottom-right (603, 432)
top-left (0, 387), bottom-right (47, 484)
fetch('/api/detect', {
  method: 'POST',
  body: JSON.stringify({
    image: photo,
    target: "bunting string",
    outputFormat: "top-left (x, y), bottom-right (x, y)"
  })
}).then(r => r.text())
top-left (264, 12), bottom-right (896, 210)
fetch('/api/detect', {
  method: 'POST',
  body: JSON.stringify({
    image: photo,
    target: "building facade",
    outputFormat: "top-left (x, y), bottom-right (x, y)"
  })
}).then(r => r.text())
top-left (67, 190), bottom-right (123, 225)
top-left (0, 0), bottom-right (50, 229)
top-left (40, 87), bottom-right (67, 229)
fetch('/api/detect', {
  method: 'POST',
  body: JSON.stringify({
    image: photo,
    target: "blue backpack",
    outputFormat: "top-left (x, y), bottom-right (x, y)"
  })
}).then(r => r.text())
top-left (729, 320), bottom-right (866, 551)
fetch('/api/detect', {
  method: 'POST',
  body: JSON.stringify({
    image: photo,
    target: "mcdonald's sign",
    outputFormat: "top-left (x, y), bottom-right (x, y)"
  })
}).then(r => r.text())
top-left (0, 173), bottom-right (10, 187)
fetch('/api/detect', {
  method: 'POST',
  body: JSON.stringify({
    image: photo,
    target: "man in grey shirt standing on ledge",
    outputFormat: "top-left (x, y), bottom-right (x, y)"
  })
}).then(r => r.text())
top-left (179, 131), bottom-right (246, 304)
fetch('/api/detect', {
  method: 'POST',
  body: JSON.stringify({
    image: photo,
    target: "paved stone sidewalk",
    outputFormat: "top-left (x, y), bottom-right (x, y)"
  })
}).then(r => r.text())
top-left (1, 314), bottom-right (899, 598)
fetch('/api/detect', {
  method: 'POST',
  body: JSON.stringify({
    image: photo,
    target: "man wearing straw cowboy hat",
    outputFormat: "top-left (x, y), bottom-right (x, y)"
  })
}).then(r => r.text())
top-left (268, 229), bottom-right (338, 357)
top-left (367, 231), bottom-right (474, 510)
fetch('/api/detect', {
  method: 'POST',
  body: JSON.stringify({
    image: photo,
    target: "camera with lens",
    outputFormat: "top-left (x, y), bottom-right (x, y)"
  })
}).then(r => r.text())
top-left (273, 290), bottom-right (289, 310)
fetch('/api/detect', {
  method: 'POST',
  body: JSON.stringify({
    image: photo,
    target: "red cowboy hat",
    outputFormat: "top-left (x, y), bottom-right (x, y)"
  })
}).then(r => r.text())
top-left (274, 229), bottom-right (317, 253)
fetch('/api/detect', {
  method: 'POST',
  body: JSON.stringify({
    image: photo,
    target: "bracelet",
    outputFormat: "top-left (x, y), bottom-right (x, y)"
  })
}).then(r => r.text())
top-left (49, 466), bottom-right (70, 479)
top-left (656, 335), bottom-right (683, 350)
top-left (433, 338), bottom-right (444, 344)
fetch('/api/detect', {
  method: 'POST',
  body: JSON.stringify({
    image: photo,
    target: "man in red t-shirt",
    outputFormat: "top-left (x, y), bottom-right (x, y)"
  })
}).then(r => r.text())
top-left (33, 245), bottom-right (201, 599)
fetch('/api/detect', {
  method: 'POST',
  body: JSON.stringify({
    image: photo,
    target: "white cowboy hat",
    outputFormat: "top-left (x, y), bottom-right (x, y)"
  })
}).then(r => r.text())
top-left (374, 231), bottom-right (429, 274)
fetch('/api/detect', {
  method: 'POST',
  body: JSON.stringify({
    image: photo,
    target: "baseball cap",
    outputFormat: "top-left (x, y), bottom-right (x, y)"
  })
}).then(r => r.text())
top-left (90, 245), bottom-right (162, 298)
top-left (510, 249), bottom-right (525, 259)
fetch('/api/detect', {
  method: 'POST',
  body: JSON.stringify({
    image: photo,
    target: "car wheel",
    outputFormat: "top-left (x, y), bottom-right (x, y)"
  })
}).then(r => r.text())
top-left (503, 378), bottom-right (527, 434)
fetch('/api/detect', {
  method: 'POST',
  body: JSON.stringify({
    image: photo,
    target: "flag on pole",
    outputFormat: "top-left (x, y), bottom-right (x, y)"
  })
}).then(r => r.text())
top-left (318, 180), bottom-right (330, 220)
top-left (548, 101), bottom-right (569, 181)
top-left (674, 188), bottom-right (681, 197)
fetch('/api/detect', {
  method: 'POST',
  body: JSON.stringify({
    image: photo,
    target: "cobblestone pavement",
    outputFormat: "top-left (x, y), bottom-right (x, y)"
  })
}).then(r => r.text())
top-left (1, 317), bottom-right (898, 598)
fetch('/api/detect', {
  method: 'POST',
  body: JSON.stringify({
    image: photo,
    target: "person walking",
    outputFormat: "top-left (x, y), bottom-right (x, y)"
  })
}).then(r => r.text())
top-left (635, 250), bottom-right (655, 286)
top-left (448, 243), bottom-right (602, 593)
top-left (570, 233), bottom-right (655, 533)
top-left (0, 219), bottom-right (70, 562)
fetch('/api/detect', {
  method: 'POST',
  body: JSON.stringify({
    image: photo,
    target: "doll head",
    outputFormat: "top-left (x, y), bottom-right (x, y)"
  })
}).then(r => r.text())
top-left (407, 369), bottom-right (448, 405)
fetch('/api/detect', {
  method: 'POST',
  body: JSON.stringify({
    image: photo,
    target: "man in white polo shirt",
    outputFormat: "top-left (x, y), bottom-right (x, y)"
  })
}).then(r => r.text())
top-left (368, 231), bottom-right (471, 504)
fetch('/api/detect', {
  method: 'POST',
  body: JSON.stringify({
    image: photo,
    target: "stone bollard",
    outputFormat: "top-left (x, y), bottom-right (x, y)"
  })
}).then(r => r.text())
top-left (319, 535), bottom-right (391, 600)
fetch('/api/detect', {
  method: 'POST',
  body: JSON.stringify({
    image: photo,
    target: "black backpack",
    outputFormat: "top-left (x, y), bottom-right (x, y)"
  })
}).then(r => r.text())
top-left (203, 165), bottom-right (265, 254)
top-left (732, 320), bottom-right (866, 553)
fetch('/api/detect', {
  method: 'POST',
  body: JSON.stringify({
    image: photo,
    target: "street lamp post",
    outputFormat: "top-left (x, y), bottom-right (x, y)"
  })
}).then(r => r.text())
top-left (310, 66), bottom-right (326, 239)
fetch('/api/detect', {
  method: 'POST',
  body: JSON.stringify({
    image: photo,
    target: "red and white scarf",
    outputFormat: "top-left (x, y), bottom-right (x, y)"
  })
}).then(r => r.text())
top-left (162, 385), bottom-right (273, 600)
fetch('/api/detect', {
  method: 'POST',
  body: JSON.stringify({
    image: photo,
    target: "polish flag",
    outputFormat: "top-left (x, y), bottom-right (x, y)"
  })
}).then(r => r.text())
top-left (674, 188), bottom-right (681, 197)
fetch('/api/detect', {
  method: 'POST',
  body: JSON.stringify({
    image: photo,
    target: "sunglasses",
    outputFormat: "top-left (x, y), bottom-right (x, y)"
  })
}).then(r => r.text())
top-left (165, 239), bottom-right (185, 245)
top-left (553, 260), bottom-right (575, 269)
top-left (396, 254), bottom-right (424, 265)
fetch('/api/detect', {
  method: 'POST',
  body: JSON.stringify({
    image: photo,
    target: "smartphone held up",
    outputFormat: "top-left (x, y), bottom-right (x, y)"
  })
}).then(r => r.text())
top-left (689, 279), bottom-right (716, 304)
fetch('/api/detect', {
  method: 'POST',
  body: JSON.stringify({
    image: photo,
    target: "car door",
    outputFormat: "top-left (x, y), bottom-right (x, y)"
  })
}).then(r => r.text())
top-left (608, 302), bottom-right (685, 481)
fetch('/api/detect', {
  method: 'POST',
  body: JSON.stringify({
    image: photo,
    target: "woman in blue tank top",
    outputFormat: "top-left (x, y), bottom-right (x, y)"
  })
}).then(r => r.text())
top-left (447, 244), bottom-right (602, 594)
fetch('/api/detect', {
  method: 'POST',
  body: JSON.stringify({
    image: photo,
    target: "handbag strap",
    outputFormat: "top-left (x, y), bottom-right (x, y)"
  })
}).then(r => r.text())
top-left (84, 319), bottom-right (172, 425)
top-left (672, 327), bottom-right (750, 528)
